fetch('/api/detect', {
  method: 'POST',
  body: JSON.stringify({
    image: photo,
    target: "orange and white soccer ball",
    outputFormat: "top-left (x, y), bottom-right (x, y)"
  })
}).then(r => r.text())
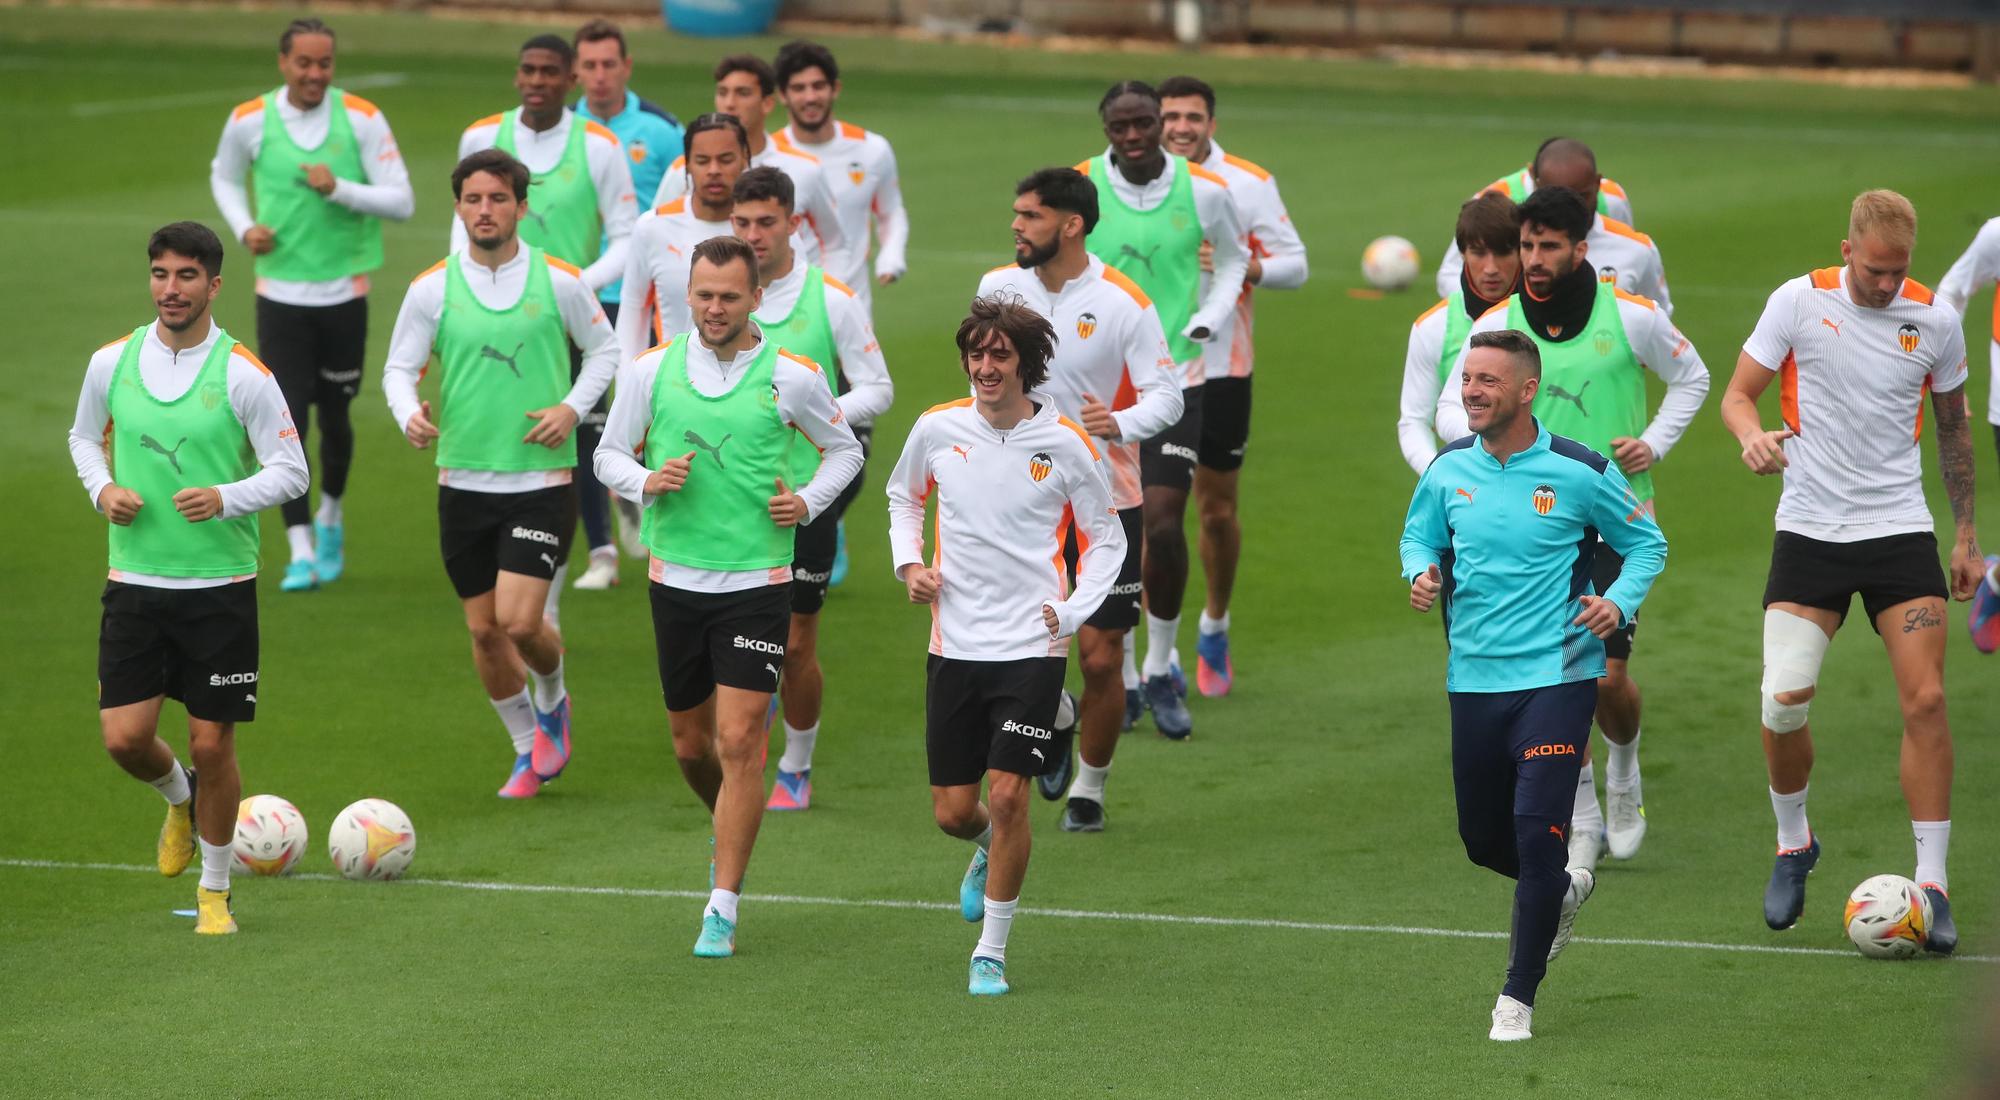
top-left (1362, 235), bottom-right (1421, 291)
top-left (328, 798), bottom-right (416, 881)
top-left (232, 794), bottom-right (307, 876)
top-left (1843, 873), bottom-right (1931, 958)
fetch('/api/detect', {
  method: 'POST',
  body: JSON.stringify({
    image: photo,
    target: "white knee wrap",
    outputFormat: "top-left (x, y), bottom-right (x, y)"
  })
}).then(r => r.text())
top-left (1761, 609), bottom-right (1830, 733)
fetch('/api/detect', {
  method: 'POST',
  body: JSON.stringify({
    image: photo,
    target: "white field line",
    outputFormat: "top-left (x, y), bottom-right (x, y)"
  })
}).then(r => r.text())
top-left (70, 72), bottom-right (408, 117)
top-left (5, 857), bottom-right (1991, 963)
top-left (937, 95), bottom-right (2000, 150)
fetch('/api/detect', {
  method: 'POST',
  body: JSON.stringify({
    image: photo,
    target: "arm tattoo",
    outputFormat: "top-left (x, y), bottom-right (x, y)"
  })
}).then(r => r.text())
top-left (1934, 385), bottom-right (1975, 530)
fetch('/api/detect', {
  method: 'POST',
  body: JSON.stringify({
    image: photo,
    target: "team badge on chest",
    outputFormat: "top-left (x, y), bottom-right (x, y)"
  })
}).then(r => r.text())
top-left (1898, 323), bottom-right (1920, 353)
top-left (1532, 484), bottom-right (1556, 516)
top-left (1077, 312), bottom-right (1098, 340)
top-left (1028, 451), bottom-right (1053, 482)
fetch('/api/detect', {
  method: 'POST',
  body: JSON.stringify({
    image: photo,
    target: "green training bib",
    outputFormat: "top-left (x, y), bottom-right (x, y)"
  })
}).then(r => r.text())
top-left (105, 326), bottom-right (261, 577)
top-left (1508, 279), bottom-right (1653, 501)
top-left (1501, 167), bottom-right (1612, 218)
top-left (1084, 155), bottom-right (1204, 364)
top-left (1437, 291), bottom-right (1475, 388)
top-left (434, 249), bottom-right (575, 472)
top-left (752, 265), bottom-right (838, 483)
top-left (642, 337), bottom-right (796, 572)
top-left (493, 111), bottom-right (603, 269)
top-left (251, 88), bottom-right (384, 282)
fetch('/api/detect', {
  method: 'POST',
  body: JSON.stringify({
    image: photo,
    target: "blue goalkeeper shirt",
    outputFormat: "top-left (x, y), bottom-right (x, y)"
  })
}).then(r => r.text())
top-left (574, 91), bottom-right (683, 305)
top-left (1399, 420), bottom-right (1668, 693)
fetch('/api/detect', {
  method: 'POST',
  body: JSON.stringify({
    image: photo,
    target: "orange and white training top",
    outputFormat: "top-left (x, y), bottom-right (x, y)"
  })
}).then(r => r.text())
top-left (977, 257), bottom-right (1183, 510)
top-left (614, 197), bottom-right (732, 364)
top-left (1437, 213), bottom-right (1672, 315)
top-left (1935, 215), bottom-right (2000, 426)
top-left (886, 398), bottom-right (1126, 660)
top-left (651, 136), bottom-right (848, 278)
top-left (1742, 266), bottom-right (1968, 542)
top-left (779, 120), bottom-right (909, 310)
top-left (1198, 142), bottom-right (1309, 380)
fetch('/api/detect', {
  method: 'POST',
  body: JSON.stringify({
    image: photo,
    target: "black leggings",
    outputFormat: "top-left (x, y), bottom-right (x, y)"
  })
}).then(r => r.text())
top-left (256, 296), bottom-right (367, 529)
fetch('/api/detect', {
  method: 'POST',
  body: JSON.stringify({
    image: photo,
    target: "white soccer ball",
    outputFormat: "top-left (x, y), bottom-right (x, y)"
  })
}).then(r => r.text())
top-left (231, 794), bottom-right (307, 876)
top-left (328, 798), bottom-right (417, 881)
top-left (1362, 235), bottom-right (1421, 291)
top-left (1843, 873), bottom-right (1932, 959)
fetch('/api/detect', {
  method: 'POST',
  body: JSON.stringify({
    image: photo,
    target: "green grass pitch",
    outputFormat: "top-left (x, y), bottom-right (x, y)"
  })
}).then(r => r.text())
top-left (5, 7), bottom-right (2000, 1095)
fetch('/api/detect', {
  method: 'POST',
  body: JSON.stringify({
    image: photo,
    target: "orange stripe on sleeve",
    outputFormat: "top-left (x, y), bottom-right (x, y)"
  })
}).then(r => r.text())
top-left (343, 93), bottom-right (381, 118)
top-left (1779, 351), bottom-right (1800, 434)
top-left (1613, 289), bottom-right (1658, 311)
top-left (1413, 298), bottom-right (1449, 327)
top-left (546, 255), bottom-right (583, 278)
top-left (232, 98), bottom-right (264, 121)
top-left (1055, 415), bottom-right (1102, 460)
top-left (1189, 163), bottom-right (1230, 188)
top-left (412, 257), bottom-right (449, 283)
top-left (1915, 376), bottom-right (1932, 441)
top-left (1900, 278), bottom-right (1936, 305)
top-left (1598, 218), bottom-right (1652, 246)
top-left (583, 120), bottom-right (620, 144)
top-left (1100, 265), bottom-right (1153, 309)
top-left (469, 112), bottom-right (505, 129)
top-left (1809, 267), bottom-right (1842, 291)
top-left (230, 345), bottom-right (274, 376)
top-left (922, 397), bottom-right (975, 417)
top-left (1220, 153), bottom-right (1271, 181)
top-left (777, 348), bottom-right (824, 374)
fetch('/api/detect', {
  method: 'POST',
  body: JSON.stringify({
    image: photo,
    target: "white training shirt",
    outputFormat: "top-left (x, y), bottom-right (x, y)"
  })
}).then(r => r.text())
top-left (976, 257), bottom-right (1184, 509)
top-left (1437, 214), bottom-right (1672, 314)
top-left (780, 120), bottom-right (910, 310)
top-left (382, 248), bottom-right (618, 493)
top-left (886, 398), bottom-right (1126, 658)
top-left (1935, 215), bottom-right (2000, 425)
top-left (755, 259), bottom-right (894, 429)
top-left (1090, 149), bottom-right (1249, 386)
top-left (651, 135), bottom-right (849, 279)
top-left (1742, 267), bottom-right (1968, 542)
top-left (1198, 141), bottom-right (1309, 380)
top-left (594, 330), bottom-right (863, 594)
top-left (68, 318), bottom-right (309, 589)
top-left (210, 89), bottom-right (415, 307)
top-left (1436, 290), bottom-right (1710, 461)
top-left (614, 197), bottom-right (733, 364)
top-left (1431, 171), bottom-right (1636, 298)
top-left (453, 111), bottom-right (637, 294)
top-left (1397, 295), bottom-right (1465, 475)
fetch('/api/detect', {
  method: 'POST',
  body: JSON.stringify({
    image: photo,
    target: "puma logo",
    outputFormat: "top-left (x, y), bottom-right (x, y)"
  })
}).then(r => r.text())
top-left (521, 208), bottom-right (549, 233)
top-left (1821, 317), bottom-right (1843, 337)
top-left (1030, 747), bottom-right (1045, 763)
top-left (1117, 243), bottom-right (1160, 276)
top-left (951, 445), bottom-right (973, 462)
top-left (480, 342), bottom-right (525, 378)
top-left (765, 663), bottom-right (780, 680)
top-left (1454, 487), bottom-right (1477, 504)
top-left (685, 429), bottom-right (732, 468)
top-left (139, 434), bottom-right (187, 473)
top-left (538, 552), bottom-right (557, 570)
top-left (1545, 380), bottom-right (1590, 416)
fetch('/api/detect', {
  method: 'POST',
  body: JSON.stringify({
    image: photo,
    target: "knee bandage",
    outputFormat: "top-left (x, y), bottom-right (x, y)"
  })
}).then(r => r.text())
top-left (1761, 609), bottom-right (1830, 733)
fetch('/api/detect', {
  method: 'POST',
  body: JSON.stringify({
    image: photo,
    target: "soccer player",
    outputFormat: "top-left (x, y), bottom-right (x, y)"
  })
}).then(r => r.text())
top-left (1438, 186), bottom-right (1710, 869)
top-left (68, 222), bottom-right (308, 933)
top-left (457, 34), bottom-right (637, 613)
top-left (650, 55), bottom-right (848, 278)
top-left (614, 113), bottom-right (751, 365)
top-left (1157, 76), bottom-right (1310, 697)
top-left (1934, 215), bottom-right (2000, 649)
top-left (1721, 190), bottom-right (1979, 953)
top-left (594, 237), bottom-right (861, 958)
top-left (569, 17), bottom-right (683, 590)
top-left (1399, 194), bottom-right (1520, 475)
top-left (1402, 330), bottom-right (1667, 1041)
top-left (729, 166), bottom-right (893, 810)
top-left (886, 294), bottom-right (1126, 995)
top-left (384, 150), bottom-right (617, 799)
top-left (1435, 140), bottom-right (1664, 311)
top-left (976, 167), bottom-right (1183, 831)
top-left (772, 40), bottom-right (909, 311)
top-left (209, 17), bottom-right (412, 592)
top-left (1078, 80), bottom-right (1248, 738)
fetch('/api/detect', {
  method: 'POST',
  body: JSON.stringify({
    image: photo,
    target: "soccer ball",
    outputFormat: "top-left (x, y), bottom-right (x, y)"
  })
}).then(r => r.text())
top-left (1843, 874), bottom-right (1932, 958)
top-left (231, 794), bottom-right (307, 876)
top-left (328, 798), bottom-right (417, 881)
top-left (1362, 235), bottom-right (1421, 291)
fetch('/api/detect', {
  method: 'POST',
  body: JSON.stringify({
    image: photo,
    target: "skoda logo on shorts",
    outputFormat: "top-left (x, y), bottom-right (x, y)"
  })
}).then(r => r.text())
top-left (1028, 451), bottom-right (1053, 482)
top-left (1532, 484), bottom-right (1556, 516)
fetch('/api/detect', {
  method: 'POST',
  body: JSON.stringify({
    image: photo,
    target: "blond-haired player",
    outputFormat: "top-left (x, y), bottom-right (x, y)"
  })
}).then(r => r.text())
top-left (1722, 189), bottom-right (1980, 953)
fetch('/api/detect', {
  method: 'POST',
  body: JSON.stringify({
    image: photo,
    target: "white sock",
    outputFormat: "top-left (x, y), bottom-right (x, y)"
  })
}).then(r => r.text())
top-left (1771, 785), bottom-right (1811, 852)
top-left (1121, 645), bottom-right (1140, 691)
top-left (492, 689), bottom-right (537, 755)
top-left (1571, 762), bottom-right (1603, 836)
top-left (285, 524), bottom-right (313, 564)
top-left (543, 562), bottom-right (567, 626)
top-left (778, 721), bottom-right (818, 774)
top-left (972, 823), bottom-right (992, 853)
top-left (198, 839), bottom-right (231, 892)
top-left (1604, 730), bottom-right (1641, 790)
top-left (1142, 613), bottom-right (1179, 678)
top-left (975, 895), bottom-right (1018, 962)
top-left (1054, 691), bottom-right (1076, 731)
top-left (1067, 760), bottom-right (1109, 804)
top-left (315, 494), bottom-right (343, 528)
top-left (148, 760), bottom-right (191, 805)
top-left (1987, 561), bottom-right (2000, 596)
top-left (1198, 610), bottom-right (1229, 635)
top-left (529, 658), bottom-right (566, 713)
top-left (1913, 820), bottom-right (1951, 891)
top-left (706, 888), bottom-right (740, 925)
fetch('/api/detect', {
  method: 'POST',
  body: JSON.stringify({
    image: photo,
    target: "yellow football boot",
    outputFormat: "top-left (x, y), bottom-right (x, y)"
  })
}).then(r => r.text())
top-left (157, 770), bottom-right (196, 877)
top-left (194, 887), bottom-right (236, 935)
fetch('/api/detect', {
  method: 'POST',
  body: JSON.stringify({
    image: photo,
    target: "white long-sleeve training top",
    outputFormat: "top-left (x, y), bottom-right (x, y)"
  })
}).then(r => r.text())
top-left (453, 111), bottom-right (637, 293)
top-left (69, 318), bottom-right (309, 588)
top-left (886, 397), bottom-right (1126, 658)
